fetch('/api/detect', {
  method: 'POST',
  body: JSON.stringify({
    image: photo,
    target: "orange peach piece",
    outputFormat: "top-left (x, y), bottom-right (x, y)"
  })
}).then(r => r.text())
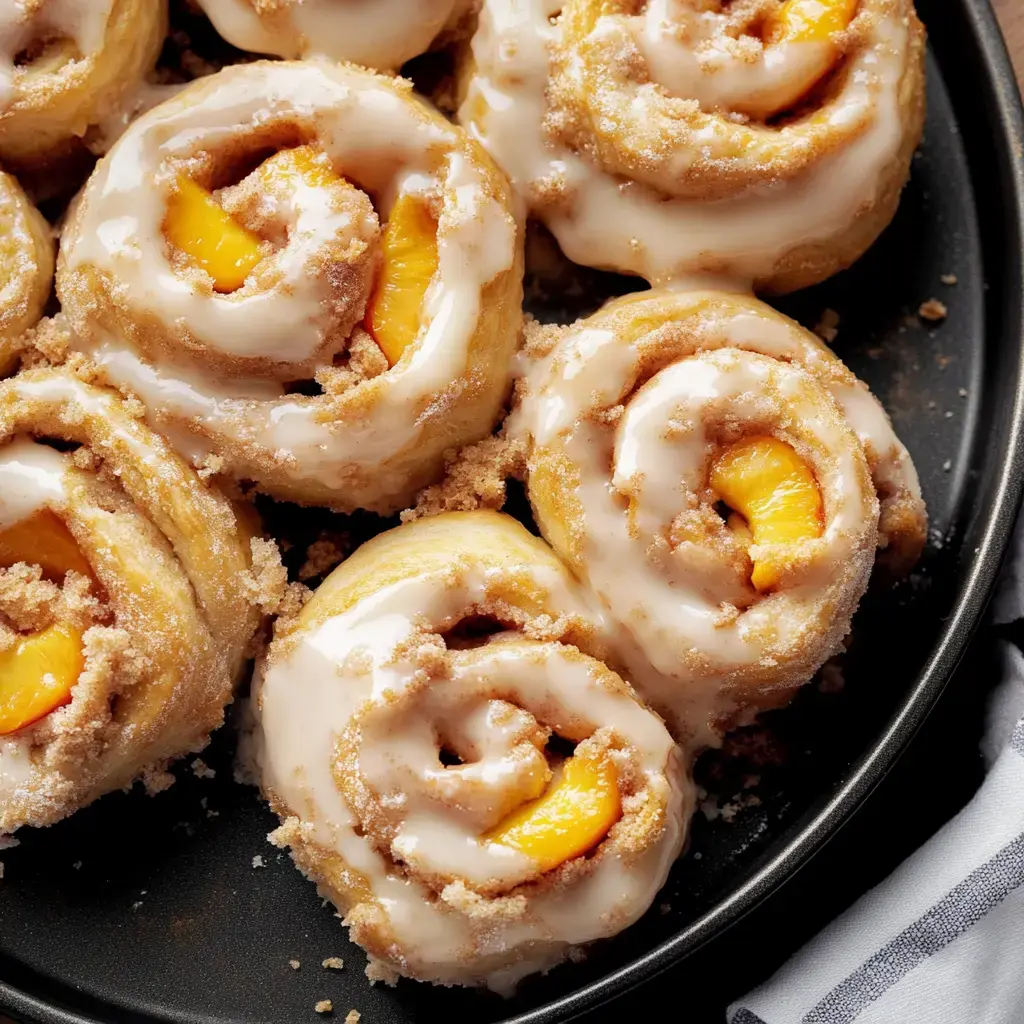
top-left (165, 177), bottom-right (264, 293)
top-left (485, 751), bottom-right (621, 873)
top-left (365, 194), bottom-right (439, 367)
top-left (710, 435), bottom-right (824, 591)
top-left (0, 622), bottom-right (84, 735)
top-left (0, 508), bottom-right (93, 583)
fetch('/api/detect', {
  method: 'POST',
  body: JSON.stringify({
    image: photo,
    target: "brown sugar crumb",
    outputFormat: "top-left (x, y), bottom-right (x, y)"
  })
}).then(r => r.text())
top-left (290, 959), bottom-right (301, 970)
top-left (919, 299), bottom-right (948, 322)
top-left (344, 1012), bottom-right (360, 1024)
top-left (322, 957), bottom-right (344, 970)
top-left (812, 308), bottom-right (840, 344)
top-left (196, 454), bottom-right (226, 482)
top-left (315, 1000), bottom-right (333, 1015)
top-left (299, 534), bottom-right (350, 581)
top-left (243, 537), bottom-right (288, 615)
top-left (403, 436), bottom-right (526, 521)
top-left (941, 273), bottom-right (958, 285)
top-left (191, 759), bottom-right (216, 780)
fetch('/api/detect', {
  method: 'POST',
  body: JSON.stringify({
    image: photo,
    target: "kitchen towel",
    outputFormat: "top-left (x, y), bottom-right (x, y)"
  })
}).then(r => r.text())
top-left (728, 515), bottom-right (1024, 1024)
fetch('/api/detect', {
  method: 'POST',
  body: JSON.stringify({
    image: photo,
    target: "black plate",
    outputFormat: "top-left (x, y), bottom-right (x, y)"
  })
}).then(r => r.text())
top-left (2, 2), bottom-right (1023, 1022)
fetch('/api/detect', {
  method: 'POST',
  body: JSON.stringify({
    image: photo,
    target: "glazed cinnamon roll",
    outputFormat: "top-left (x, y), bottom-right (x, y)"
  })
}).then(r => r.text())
top-left (256, 510), bottom-right (690, 990)
top-left (56, 60), bottom-right (523, 513)
top-left (0, 0), bottom-right (167, 172)
top-left (461, 0), bottom-right (925, 291)
top-left (512, 290), bottom-right (926, 741)
top-left (196, 0), bottom-right (472, 70)
top-left (0, 368), bottom-right (263, 833)
top-left (0, 170), bottom-right (53, 375)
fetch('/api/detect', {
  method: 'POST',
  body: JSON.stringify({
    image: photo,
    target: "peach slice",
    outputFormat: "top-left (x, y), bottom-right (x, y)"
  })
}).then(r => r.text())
top-left (772, 0), bottom-right (859, 43)
top-left (0, 623), bottom-right (84, 735)
top-left (485, 751), bottom-right (621, 873)
top-left (252, 144), bottom-right (346, 191)
top-left (735, 0), bottom-right (858, 119)
top-left (710, 435), bottom-right (824, 592)
top-left (0, 509), bottom-right (93, 583)
top-left (165, 177), bottom-right (264, 293)
top-left (365, 194), bottom-right (439, 367)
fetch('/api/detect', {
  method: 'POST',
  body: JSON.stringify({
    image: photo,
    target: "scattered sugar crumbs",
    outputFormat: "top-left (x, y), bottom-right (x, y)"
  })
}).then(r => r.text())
top-left (322, 958), bottom-right (344, 970)
top-left (345, 1012), bottom-right (361, 1024)
top-left (299, 534), bottom-right (350, 581)
top-left (252, 855), bottom-right (265, 869)
top-left (244, 537), bottom-right (289, 615)
top-left (919, 298), bottom-right (948, 322)
top-left (191, 759), bottom-right (215, 780)
top-left (812, 307), bottom-right (840, 344)
top-left (404, 435), bottom-right (526, 521)
top-left (289, 959), bottom-right (301, 970)
top-left (941, 273), bottom-right (958, 286)
top-left (314, 999), bottom-right (333, 1015)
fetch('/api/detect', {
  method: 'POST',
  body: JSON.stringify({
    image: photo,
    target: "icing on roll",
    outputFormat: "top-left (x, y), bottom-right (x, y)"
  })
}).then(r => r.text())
top-left (196, 0), bottom-right (468, 70)
top-left (0, 169), bottom-right (53, 375)
top-left (57, 60), bottom-right (523, 513)
top-left (255, 510), bottom-right (691, 991)
top-left (460, 0), bottom-right (925, 291)
top-left (511, 290), bottom-right (926, 741)
top-left (0, 368), bottom-right (262, 833)
top-left (0, 0), bottom-right (166, 170)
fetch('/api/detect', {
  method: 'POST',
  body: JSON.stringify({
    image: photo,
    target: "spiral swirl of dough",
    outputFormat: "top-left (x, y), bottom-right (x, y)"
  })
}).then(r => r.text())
top-left (255, 510), bottom-right (690, 991)
top-left (57, 60), bottom-right (523, 513)
top-left (512, 290), bottom-right (926, 740)
top-left (460, 0), bottom-right (925, 291)
top-left (0, 368), bottom-right (261, 833)
top-left (196, 0), bottom-right (469, 70)
top-left (0, 169), bottom-right (53, 375)
top-left (0, 0), bottom-right (166, 171)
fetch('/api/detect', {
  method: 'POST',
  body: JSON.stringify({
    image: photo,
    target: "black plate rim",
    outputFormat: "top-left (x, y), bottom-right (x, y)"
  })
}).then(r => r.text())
top-left (2, 2), bottom-right (1023, 1023)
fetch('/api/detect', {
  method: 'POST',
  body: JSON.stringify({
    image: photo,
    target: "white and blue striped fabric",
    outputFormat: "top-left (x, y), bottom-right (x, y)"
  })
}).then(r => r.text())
top-left (728, 518), bottom-right (1024, 1024)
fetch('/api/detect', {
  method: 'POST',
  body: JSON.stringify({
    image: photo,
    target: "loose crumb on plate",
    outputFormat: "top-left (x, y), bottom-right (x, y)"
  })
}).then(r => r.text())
top-left (941, 273), bottom-right (958, 285)
top-left (252, 855), bottom-right (265, 868)
top-left (191, 759), bottom-right (216, 780)
top-left (315, 1000), bottom-right (333, 1014)
top-left (323, 958), bottom-right (344, 970)
top-left (290, 959), bottom-right (301, 970)
top-left (919, 299), bottom-right (948, 322)
top-left (345, 1012), bottom-right (361, 1024)
top-left (812, 307), bottom-right (840, 344)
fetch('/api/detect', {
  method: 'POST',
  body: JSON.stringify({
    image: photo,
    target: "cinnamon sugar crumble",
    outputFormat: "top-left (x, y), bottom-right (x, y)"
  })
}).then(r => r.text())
top-left (314, 999), bottom-right (333, 1014)
top-left (403, 436), bottom-right (526, 521)
top-left (813, 308), bottom-right (840, 344)
top-left (322, 957), bottom-right (344, 970)
top-left (918, 299), bottom-right (948, 322)
top-left (244, 537), bottom-right (288, 614)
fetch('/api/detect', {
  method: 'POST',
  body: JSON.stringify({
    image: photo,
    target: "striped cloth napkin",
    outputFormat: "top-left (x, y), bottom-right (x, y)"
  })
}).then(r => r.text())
top-left (728, 516), bottom-right (1024, 1024)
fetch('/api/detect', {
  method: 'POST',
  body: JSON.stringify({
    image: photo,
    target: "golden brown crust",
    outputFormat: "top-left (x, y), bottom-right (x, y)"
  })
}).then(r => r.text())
top-left (0, 367), bottom-right (266, 832)
top-left (0, 0), bottom-right (168, 173)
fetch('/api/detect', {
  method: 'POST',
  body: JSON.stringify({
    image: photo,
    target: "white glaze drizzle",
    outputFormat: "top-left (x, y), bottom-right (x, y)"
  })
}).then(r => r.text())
top-left (60, 61), bottom-right (518, 488)
top-left (461, 0), bottom-right (910, 285)
top-left (0, 436), bottom-right (69, 530)
top-left (0, 0), bottom-right (113, 108)
top-left (510, 297), bottom-right (912, 738)
top-left (256, 564), bottom-right (690, 991)
top-left (196, 0), bottom-right (460, 70)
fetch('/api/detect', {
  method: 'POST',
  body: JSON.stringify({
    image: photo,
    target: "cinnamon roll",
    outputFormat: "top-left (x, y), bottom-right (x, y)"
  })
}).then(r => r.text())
top-left (56, 60), bottom-right (523, 513)
top-left (460, 0), bottom-right (925, 291)
top-left (255, 509), bottom-right (691, 990)
top-left (0, 0), bottom-right (167, 172)
top-left (512, 290), bottom-right (926, 741)
top-left (0, 170), bottom-right (53, 375)
top-left (196, 0), bottom-right (472, 70)
top-left (0, 368), bottom-right (263, 833)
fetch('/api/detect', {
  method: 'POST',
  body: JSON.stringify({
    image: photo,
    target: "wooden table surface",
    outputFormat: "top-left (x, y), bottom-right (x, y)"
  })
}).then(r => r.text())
top-left (994, 0), bottom-right (1024, 83)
